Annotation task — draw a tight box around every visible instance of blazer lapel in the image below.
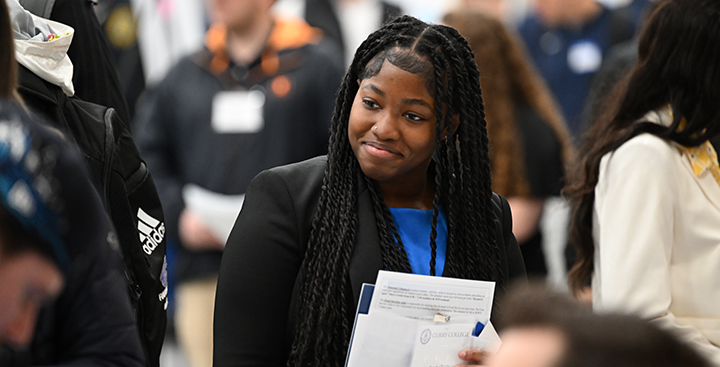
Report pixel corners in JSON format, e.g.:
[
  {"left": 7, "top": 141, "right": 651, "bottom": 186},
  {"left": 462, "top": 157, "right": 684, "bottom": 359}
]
[
  {"left": 349, "top": 174, "right": 384, "bottom": 305},
  {"left": 691, "top": 168, "right": 720, "bottom": 213},
  {"left": 674, "top": 145, "right": 720, "bottom": 212}
]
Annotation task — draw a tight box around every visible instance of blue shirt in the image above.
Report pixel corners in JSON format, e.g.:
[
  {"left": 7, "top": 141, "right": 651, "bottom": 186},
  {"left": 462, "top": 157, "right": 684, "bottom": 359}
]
[{"left": 388, "top": 206, "right": 448, "bottom": 276}]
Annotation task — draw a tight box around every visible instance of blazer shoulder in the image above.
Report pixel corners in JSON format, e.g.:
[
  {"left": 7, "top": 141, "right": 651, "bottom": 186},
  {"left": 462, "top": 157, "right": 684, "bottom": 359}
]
[
  {"left": 255, "top": 156, "right": 327, "bottom": 206},
  {"left": 490, "top": 192, "right": 512, "bottom": 244},
  {"left": 267, "top": 156, "right": 327, "bottom": 182},
  {"left": 612, "top": 133, "right": 680, "bottom": 161},
  {"left": 490, "top": 193, "right": 508, "bottom": 217},
  {"left": 599, "top": 134, "right": 681, "bottom": 188}
]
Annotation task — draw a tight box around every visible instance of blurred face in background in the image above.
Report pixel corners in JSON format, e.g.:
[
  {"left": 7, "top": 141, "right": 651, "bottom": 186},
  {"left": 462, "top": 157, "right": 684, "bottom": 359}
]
[
  {"left": 207, "top": 0, "right": 273, "bottom": 33},
  {"left": 534, "top": 0, "right": 567, "bottom": 26},
  {"left": 0, "top": 249, "right": 63, "bottom": 347},
  {"left": 463, "top": 0, "right": 505, "bottom": 19}
]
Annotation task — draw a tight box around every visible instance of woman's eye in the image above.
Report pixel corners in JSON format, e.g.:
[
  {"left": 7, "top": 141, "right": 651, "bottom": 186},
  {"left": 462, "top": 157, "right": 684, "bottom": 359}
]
[
  {"left": 362, "top": 100, "right": 379, "bottom": 108},
  {"left": 405, "top": 113, "right": 424, "bottom": 122}
]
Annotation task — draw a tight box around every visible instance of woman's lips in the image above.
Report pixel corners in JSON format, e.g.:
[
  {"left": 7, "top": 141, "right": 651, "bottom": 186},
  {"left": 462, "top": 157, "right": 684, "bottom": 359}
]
[{"left": 363, "top": 141, "right": 401, "bottom": 158}]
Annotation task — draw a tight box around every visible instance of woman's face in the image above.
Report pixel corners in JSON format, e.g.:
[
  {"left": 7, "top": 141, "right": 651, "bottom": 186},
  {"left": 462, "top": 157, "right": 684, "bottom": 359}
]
[
  {"left": 348, "top": 59, "right": 437, "bottom": 189},
  {"left": 0, "top": 250, "right": 63, "bottom": 347}
]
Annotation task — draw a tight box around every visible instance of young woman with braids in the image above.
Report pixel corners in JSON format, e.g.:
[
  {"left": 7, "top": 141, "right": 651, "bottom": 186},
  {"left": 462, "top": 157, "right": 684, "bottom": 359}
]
[
  {"left": 213, "top": 15, "right": 526, "bottom": 367},
  {"left": 566, "top": 0, "right": 720, "bottom": 364}
]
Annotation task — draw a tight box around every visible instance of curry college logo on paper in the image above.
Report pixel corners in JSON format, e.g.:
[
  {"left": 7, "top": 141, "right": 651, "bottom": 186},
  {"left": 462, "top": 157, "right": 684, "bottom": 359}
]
[
  {"left": 137, "top": 207, "right": 165, "bottom": 255},
  {"left": 420, "top": 329, "right": 432, "bottom": 345}
]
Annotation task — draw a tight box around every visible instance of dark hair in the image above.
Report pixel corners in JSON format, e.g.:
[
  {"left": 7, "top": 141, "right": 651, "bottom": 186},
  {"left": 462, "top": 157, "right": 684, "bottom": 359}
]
[
  {"left": 1, "top": 0, "right": 17, "bottom": 99},
  {"left": 443, "top": 9, "right": 572, "bottom": 198},
  {"left": 499, "top": 283, "right": 711, "bottom": 367},
  {"left": 566, "top": 0, "right": 720, "bottom": 293},
  {"left": 288, "top": 15, "right": 499, "bottom": 367},
  {"left": 0, "top": 204, "right": 43, "bottom": 259}
]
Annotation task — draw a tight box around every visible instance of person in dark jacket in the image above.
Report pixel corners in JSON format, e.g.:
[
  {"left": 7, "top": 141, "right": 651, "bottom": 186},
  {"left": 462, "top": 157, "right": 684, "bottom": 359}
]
[
  {"left": 0, "top": 101, "right": 145, "bottom": 367},
  {"left": 0, "top": 7, "right": 64, "bottom": 342},
  {"left": 6, "top": 1, "right": 164, "bottom": 365},
  {"left": 518, "top": 0, "right": 635, "bottom": 138},
  {"left": 213, "top": 15, "right": 526, "bottom": 367}
]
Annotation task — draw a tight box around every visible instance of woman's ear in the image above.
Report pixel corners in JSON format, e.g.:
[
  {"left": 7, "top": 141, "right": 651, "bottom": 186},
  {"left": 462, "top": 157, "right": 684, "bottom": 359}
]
[
  {"left": 442, "top": 114, "right": 461, "bottom": 140},
  {"left": 452, "top": 114, "right": 460, "bottom": 134}
]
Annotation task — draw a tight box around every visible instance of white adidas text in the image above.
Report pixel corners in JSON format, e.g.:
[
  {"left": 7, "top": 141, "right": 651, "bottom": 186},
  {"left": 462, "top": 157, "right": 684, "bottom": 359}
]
[{"left": 137, "top": 208, "right": 165, "bottom": 255}]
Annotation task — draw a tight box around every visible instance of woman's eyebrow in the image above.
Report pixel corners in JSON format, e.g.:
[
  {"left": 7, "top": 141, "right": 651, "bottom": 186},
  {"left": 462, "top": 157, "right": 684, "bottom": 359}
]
[
  {"left": 362, "top": 84, "right": 432, "bottom": 109},
  {"left": 403, "top": 98, "right": 432, "bottom": 109},
  {"left": 362, "top": 83, "right": 384, "bottom": 96}
]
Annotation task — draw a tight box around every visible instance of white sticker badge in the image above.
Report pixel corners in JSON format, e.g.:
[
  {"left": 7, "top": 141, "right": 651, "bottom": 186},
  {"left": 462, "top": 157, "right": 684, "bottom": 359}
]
[
  {"left": 567, "top": 40, "right": 603, "bottom": 75},
  {"left": 211, "top": 89, "right": 266, "bottom": 134}
]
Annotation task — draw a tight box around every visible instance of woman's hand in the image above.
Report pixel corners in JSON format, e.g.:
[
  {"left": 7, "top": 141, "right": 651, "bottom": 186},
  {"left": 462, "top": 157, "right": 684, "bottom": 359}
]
[
  {"left": 455, "top": 349, "right": 488, "bottom": 366},
  {"left": 179, "top": 209, "right": 224, "bottom": 251},
  {"left": 506, "top": 196, "right": 544, "bottom": 244}
]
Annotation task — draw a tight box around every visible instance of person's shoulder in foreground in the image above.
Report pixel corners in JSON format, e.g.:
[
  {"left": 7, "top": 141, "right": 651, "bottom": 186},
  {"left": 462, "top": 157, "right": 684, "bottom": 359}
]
[{"left": 0, "top": 101, "right": 144, "bottom": 366}]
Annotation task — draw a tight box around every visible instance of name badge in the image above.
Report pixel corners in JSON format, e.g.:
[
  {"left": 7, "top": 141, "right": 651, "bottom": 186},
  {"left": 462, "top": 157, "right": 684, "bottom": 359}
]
[
  {"left": 211, "top": 89, "right": 265, "bottom": 134},
  {"left": 567, "top": 40, "right": 602, "bottom": 75}
]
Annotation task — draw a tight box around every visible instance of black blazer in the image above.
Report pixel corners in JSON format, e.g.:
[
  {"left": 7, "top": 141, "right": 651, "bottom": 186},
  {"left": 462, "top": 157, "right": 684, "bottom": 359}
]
[{"left": 213, "top": 156, "right": 525, "bottom": 367}]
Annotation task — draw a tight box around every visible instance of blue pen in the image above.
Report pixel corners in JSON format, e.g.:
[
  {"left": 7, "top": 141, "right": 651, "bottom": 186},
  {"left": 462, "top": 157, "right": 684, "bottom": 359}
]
[{"left": 472, "top": 321, "right": 485, "bottom": 337}]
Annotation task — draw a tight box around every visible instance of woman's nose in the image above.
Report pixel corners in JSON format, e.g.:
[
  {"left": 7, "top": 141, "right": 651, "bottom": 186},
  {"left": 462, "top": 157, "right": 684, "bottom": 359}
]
[{"left": 372, "top": 113, "right": 400, "bottom": 140}]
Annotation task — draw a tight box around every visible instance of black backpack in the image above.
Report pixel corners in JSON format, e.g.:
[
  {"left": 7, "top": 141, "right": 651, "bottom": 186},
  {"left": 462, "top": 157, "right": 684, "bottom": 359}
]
[{"left": 16, "top": 65, "right": 167, "bottom": 367}]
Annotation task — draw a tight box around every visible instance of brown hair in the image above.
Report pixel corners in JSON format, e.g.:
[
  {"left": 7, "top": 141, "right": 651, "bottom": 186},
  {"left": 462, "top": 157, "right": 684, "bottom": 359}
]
[
  {"left": 1, "top": 0, "right": 17, "bottom": 99},
  {"left": 443, "top": 10, "right": 572, "bottom": 197}
]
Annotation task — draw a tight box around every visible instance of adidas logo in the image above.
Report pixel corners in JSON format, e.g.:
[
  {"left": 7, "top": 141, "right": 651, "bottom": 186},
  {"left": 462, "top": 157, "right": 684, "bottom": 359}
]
[{"left": 138, "top": 208, "right": 165, "bottom": 255}]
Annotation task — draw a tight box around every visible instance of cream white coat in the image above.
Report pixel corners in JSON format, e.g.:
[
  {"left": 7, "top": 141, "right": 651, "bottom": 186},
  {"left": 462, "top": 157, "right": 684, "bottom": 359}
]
[{"left": 592, "top": 109, "right": 720, "bottom": 366}]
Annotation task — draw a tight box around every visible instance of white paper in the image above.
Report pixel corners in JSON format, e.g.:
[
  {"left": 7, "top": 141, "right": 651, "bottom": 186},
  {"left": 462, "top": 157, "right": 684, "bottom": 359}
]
[
  {"left": 476, "top": 321, "right": 502, "bottom": 354},
  {"left": 181, "top": 184, "right": 244, "bottom": 244},
  {"left": 346, "top": 314, "right": 369, "bottom": 367},
  {"left": 410, "top": 323, "right": 476, "bottom": 367},
  {"left": 410, "top": 321, "right": 502, "bottom": 367},
  {"left": 346, "top": 271, "right": 497, "bottom": 367},
  {"left": 351, "top": 310, "right": 418, "bottom": 367},
  {"left": 370, "top": 271, "right": 495, "bottom": 323},
  {"left": 346, "top": 284, "right": 374, "bottom": 367}
]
